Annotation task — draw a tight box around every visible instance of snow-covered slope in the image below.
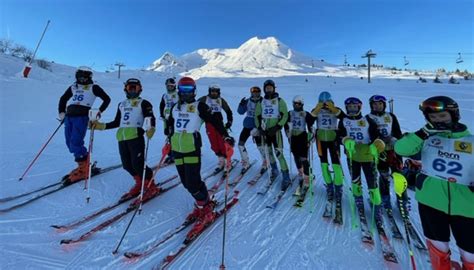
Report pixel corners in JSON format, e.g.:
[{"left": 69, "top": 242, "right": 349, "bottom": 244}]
[{"left": 1, "top": 53, "right": 473, "bottom": 269}]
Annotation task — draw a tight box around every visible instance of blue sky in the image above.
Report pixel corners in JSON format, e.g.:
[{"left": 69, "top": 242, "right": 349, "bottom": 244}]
[{"left": 1, "top": 0, "right": 472, "bottom": 72}]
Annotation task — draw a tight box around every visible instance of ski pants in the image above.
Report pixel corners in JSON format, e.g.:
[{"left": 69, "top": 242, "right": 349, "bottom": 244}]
[
  {"left": 348, "top": 160, "right": 381, "bottom": 206},
  {"left": 317, "top": 139, "right": 341, "bottom": 165},
  {"left": 118, "top": 136, "right": 152, "bottom": 180},
  {"left": 419, "top": 202, "right": 474, "bottom": 253},
  {"left": 377, "top": 150, "right": 403, "bottom": 197},
  {"left": 290, "top": 132, "right": 309, "bottom": 175},
  {"left": 205, "top": 122, "right": 226, "bottom": 157},
  {"left": 238, "top": 127, "right": 262, "bottom": 146},
  {"left": 64, "top": 115, "right": 89, "bottom": 162},
  {"left": 264, "top": 131, "right": 288, "bottom": 171},
  {"left": 173, "top": 150, "right": 209, "bottom": 203}
]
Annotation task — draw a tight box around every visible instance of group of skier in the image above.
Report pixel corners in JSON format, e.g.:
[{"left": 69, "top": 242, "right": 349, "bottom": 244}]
[{"left": 57, "top": 66, "right": 473, "bottom": 270}]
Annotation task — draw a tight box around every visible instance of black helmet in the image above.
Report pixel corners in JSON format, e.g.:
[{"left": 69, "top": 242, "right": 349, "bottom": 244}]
[
  {"left": 124, "top": 78, "right": 142, "bottom": 99},
  {"left": 263, "top": 79, "right": 275, "bottom": 90},
  {"left": 75, "top": 66, "right": 93, "bottom": 85},
  {"left": 165, "top": 77, "right": 176, "bottom": 86},
  {"left": 419, "top": 96, "right": 460, "bottom": 129}
]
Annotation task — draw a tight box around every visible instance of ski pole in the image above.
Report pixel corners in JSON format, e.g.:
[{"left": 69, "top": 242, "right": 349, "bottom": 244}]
[
  {"left": 288, "top": 123, "right": 293, "bottom": 177},
  {"left": 309, "top": 139, "right": 315, "bottom": 213},
  {"left": 261, "top": 121, "right": 272, "bottom": 183},
  {"left": 112, "top": 138, "right": 169, "bottom": 255},
  {"left": 393, "top": 172, "right": 417, "bottom": 270},
  {"left": 85, "top": 109, "right": 100, "bottom": 203},
  {"left": 347, "top": 149, "right": 358, "bottom": 229},
  {"left": 138, "top": 117, "right": 152, "bottom": 214},
  {"left": 220, "top": 142, "right": 234, "bottom": 270},
  {"left": 19, "top": 120, "right": 64, "bottom": 181}
]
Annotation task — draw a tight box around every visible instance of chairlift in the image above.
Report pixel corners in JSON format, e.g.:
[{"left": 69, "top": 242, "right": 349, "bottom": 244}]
[
  {"left": 404, "top": 56, "right": 409, "bottom": 66},
  {"left": 456, "top": 53, "right": 464, "bottom": 64}
]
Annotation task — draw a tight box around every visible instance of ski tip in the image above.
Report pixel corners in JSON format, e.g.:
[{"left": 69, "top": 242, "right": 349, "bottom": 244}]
[
  {"left": 18, "top": 177, "right": 23, "bottom": 181},
  {"left": 50, "top": 225, "right": 62, "bottom": 229},
  {"left": 124, "top": 252, "right": 141, "bottom": 259},
  {"left": 60, "top": 239, "right": 72, "bottom": 245}
]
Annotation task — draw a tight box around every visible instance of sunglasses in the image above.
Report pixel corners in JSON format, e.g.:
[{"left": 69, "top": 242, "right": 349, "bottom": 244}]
[{"left": 293, "top": 102, "right": 303, "bottom": 106}]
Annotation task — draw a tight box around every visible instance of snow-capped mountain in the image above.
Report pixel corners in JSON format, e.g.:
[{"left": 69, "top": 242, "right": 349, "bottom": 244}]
[{"left": 148, "top": 37, "right": 334, "bottom": 78}]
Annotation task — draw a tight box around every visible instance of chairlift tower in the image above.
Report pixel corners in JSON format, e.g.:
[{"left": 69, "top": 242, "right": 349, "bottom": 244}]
[
  {"left": 114, "top": 62, "right": 125, "bottom": 79},
  {"left": 362, "top": 50, "right": 377, "bottom": 83}
]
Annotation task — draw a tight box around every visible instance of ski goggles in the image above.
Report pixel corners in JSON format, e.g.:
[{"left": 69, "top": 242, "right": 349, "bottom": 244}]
[
  {"left": 370, "top": 95, "right": 386, "bottom": 102},
  {"left": 250, "top": 87, "right": 261, "bottom": 93},
  {"left": 178, "top": 85, "right": 195, "bottom": 93},
  {"left": 419, "top": 100, "right": 446, "bottom": 112},
  {"left": 125, "top": 83, "right": 142, "bottom": 92},
  {"left": 344, "top": 97, "right": 362, "bottom": 105},
  {"left": 293, "top": 101, "right": 303, "bottom": 106}
]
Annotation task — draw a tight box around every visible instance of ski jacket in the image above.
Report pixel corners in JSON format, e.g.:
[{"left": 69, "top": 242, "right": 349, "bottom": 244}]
[
  {"left": 312, "top": 107, "right": 344, "bottom": 142},
  {"left": 338, "top": 114, "right": 380, "bottom": 162},
  {"left": 285, "top": 110, "right": 315, "bottom": 137},
  {"left": 254, "top": 92, "right": 288, "bottom": 130},
  {"left": 367, "top": 111, "right": 402, "bottom": 150},
  {"left": 167, "top": 100, "right": 228, "bottom": 157},
  {"left": 237, "top": 96, "right": 262, "bottom": 129},
  {"left": 104, "top": 98, "right": 156, "bottom": 142},
  {"left": 58, "top": 83, "right": 110, "bottom": 116},
  {"left": 197, "top": 95, "right": 233, "bottom": 125},
  {"left": 395, "top": 124, "right": 474, "bottom": 218}
]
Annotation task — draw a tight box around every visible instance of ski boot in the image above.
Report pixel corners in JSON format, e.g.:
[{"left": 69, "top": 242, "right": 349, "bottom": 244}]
[
  {"left": 333, "top": 185, "right": 343, "bottom": 224},
  {"left": 281, "top": 170, "right": 291, "bottom": 191},
  {"left": 66, "top": 160, "right": 89, "bottom": 184},
  {"left": 186, "top": 199, "right": 217, "bottom": 240},
  {"left": 213, "top": 156, "right": 226, "bottom": 174},
  {"left": 120, "top": 175, "right": 142, "bottom": 202},
  {"left": 270, "top": 162, "right": 279, "bottom": 180}
]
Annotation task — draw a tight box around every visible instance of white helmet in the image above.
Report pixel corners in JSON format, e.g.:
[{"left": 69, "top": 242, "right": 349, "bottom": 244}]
[{"left": 293, "top": 95, "right": 304, "bottom": 105}]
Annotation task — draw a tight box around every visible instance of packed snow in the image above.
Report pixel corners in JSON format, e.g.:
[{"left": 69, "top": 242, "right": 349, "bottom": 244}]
[{"left": 0, "top": 51, "right": 473, "bottom": 270}]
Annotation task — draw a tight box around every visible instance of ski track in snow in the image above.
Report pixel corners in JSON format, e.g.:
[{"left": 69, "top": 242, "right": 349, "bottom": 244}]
[{"left": 1, "top": 54, "right": 472, "bottom": 269}]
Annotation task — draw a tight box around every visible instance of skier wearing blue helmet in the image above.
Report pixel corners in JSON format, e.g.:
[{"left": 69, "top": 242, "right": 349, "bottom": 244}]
[{"left": 310, "top": 91, "right": 345, "bottom": 222}]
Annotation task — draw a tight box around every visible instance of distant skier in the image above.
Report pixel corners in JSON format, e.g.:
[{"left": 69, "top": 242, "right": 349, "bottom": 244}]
[
  {"left": 254, "top": 79, "right": 290, "bottom": 191},
  {"left": 339, "top": 97, "right": 386, "bottom": 229},
  {"left": 91, "top": 78, "right": 159, "bottom": 202},
  {"left": 198, "top": 84, "right": 233, "bottom": 173},
  {"left": 159, "top": 77, "right": 179, "bottom": 165},
  {"left": 310, "top": 91, "right": 345, "bottom": 220},
  {"left": 395, "top": 96, "right": 474, "bottom": 270},
  {"left": 237, "top": 86, "right": 267, "bottom": 174},
  {"left": 434, "top": 76, "right": 442, "bottom": 83},
  {"left": 166, "top": 77, "right": 234, "bottom": 238},
  {"left": 285, "top": 95, "right": 315, "bottom": 195},
  {"left": 58, "top": 66, "right": 110, "bottom": 183}
]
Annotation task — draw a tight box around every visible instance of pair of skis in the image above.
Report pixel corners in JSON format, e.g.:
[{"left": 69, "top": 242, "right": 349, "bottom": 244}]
[
  {"left": 58, "top": 176, "right": 180, "bottom": 245},
  {"left": 0, "top": 163, "right": 122, "bottom": 213}
]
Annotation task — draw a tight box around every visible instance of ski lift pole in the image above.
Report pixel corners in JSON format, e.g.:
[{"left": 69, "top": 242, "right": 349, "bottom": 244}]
[
  {"left": 389, "top": 98, "right": 394, "bottom": 114},
  {"left": 23, "top": 20, "right": 51, "bottom": 78},
  {"left": 85, "top": 109, "right": 100, "bottom": 203},
  {"left": 18, "top": 120, "right": 64, "bottom": 180}
]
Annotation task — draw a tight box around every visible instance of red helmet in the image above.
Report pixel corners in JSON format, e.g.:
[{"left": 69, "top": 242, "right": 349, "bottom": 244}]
[{"left": 177, "top": 77, "right": 196, "bottom": 93}]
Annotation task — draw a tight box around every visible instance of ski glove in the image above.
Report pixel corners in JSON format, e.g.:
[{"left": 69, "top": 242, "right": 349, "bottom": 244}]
[
  {"left": 90, "top": 121, "right": 106, "bottom": 130},
  {"left": 266, "top": 125, "right": 282, "bottom": 137},
  {"left": 239, "top": 97, "right": 248, "bottom": 107},
  {"left": 57, "top": 112, "right": 65, "bottom": 122},
  {"left": 250, "top": 128, "right": 260, "bottom": 137},
  {"left": 224, "top": 136, "right": 235, "bottom": 147},
  {"left": 146, "top": 127, "right": 156, "bottom": 139},
  {"left": 326, "top": 101, "right": 339, "bottom": 114},
  {"left": 370, "top": 139, "right": 386, "bottom": 161},
  {"left": 343, "top": 137, "right": 356, "bottom": 154},
  {"left": 415, "top": 123, "right": 442, "bottom": 140},
  {"left": 311, "top": 102, "right": 324, "bottom": 116}
]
